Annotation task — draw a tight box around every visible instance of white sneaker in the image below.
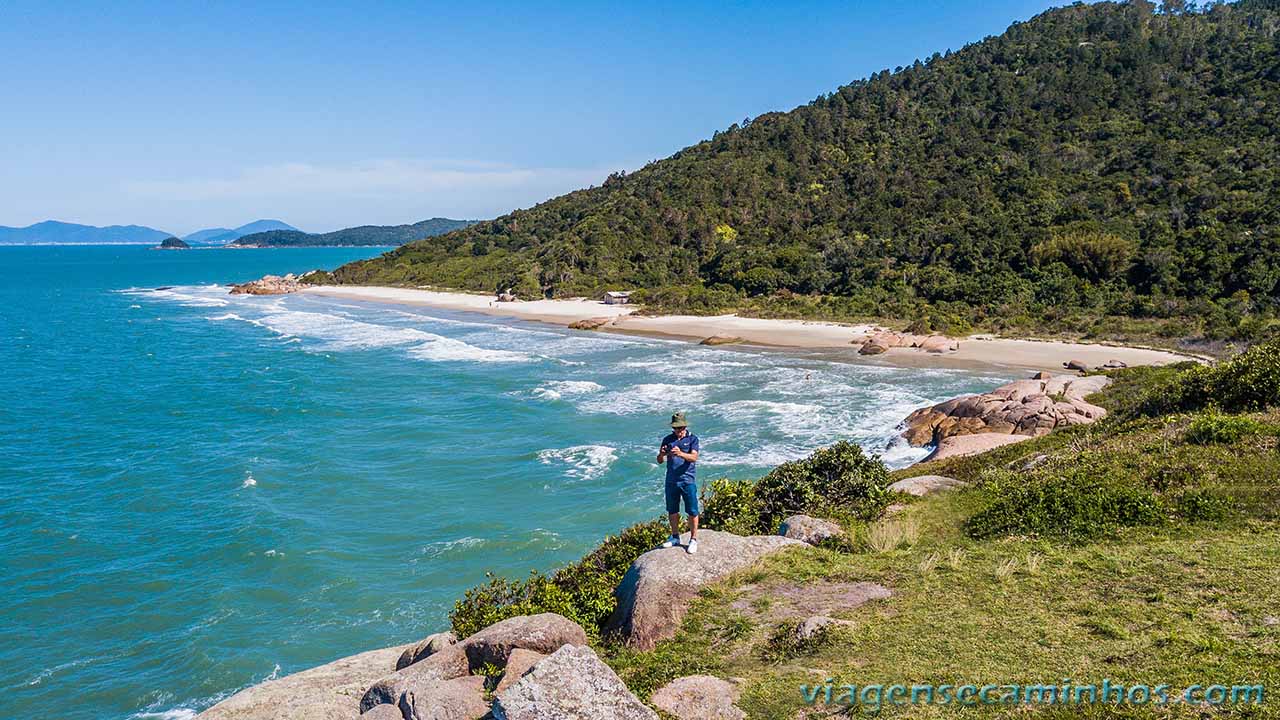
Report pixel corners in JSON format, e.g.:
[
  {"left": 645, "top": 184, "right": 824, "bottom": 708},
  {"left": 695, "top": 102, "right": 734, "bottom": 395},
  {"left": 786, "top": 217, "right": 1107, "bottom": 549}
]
[
  {"left": 661, "top": 535, "right": 680, "bottom": 548},
  {"left": 686, "top": 538, "right": 698, "bottom": 555}
]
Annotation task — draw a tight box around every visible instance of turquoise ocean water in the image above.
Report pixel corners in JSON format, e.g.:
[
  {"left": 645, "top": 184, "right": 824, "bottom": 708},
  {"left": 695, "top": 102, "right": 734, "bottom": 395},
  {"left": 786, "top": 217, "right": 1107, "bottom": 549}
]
[{"left": 0, "top": 246, "right": 1014, "bottom": 719}]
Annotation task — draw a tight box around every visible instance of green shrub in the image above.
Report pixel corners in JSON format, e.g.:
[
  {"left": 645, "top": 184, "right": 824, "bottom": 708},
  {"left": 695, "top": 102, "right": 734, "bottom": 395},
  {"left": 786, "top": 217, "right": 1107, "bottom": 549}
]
[
  {"left": 1184, "top": 411, "right": 1266, "bottom": 445},
  {"left": 753, "top": 441, "right": 891, "bottom": 532},
  {"left": 699, "top": 478, "right": 760, "bottom": 535},
  {"left": 449, "top": 520, "right": 668, "bottom": 638},
  {"left": 1134, "top": 339, "right": 1280, "bottom": 416},
  {"left": 965, "top": 470, "right": 1165, "bottom": 542},
  {"left": 1175, "top": 489, "right": 1234, "bottom": 522}
]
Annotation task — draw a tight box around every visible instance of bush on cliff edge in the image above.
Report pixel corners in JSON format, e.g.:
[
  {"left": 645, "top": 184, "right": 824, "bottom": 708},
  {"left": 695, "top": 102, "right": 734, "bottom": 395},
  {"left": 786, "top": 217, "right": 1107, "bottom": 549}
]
[
  {"left": 450, "top": 520, "right": 667, "bottom": 638},
  {"left": 1134, "top": 338, "right": 1280, "bottom": 416}
]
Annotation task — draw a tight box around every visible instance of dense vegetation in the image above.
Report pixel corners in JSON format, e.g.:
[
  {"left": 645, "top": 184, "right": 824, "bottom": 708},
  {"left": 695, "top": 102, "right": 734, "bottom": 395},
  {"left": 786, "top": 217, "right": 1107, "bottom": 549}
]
[
  {"left": 231, "top": 217, "right": 475, "bottom": 247},
  {"left": 329, "top": 0, "right": 1280, "bottom": 347}
]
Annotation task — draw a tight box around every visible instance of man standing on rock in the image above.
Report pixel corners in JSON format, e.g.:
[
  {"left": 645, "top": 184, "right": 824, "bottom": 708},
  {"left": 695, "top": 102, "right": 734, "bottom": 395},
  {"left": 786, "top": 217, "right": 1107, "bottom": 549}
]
[{"left": 657, "top": 412, "right": 700, "bottom": 554}]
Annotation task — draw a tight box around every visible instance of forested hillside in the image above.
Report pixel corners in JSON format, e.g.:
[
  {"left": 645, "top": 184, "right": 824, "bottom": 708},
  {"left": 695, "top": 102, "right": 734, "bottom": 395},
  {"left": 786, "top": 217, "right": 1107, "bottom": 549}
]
[
  {"left": 233, "top": 218, "right": 475, "bottom": 247},
  {"left": 330, "top": 0, "right": 1280, "bottom": 345}
]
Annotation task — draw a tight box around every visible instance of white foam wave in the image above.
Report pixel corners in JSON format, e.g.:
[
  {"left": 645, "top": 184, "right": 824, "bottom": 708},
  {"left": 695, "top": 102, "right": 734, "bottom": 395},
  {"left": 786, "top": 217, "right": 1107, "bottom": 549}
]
[
  {"left": 226, "top": 309, "right": 532, "bottom": 363},
  {"left": 537, "top": 444, "right": 618, "bottom": 482},
  {"left": 241, "top": 474, "right": 257, "bottom": 488},
  {"left": 530, "top": 380, "right": 605, "bottom": 400},
  {"left": 580, "top": 383, "right": 714, "bottom": 415}
]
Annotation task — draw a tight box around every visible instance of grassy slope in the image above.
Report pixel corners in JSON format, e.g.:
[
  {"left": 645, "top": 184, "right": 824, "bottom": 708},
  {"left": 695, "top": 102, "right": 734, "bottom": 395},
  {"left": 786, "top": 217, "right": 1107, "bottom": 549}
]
[{"left": 596, "top": 373, "right": 1280, "bottom": 718}]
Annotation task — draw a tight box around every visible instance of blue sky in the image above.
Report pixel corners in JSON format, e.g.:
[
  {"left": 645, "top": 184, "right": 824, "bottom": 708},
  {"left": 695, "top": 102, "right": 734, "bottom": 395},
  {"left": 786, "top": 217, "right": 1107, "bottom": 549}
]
[{"left": 1, "top": 0, "right": 1072, "bottom": 235}]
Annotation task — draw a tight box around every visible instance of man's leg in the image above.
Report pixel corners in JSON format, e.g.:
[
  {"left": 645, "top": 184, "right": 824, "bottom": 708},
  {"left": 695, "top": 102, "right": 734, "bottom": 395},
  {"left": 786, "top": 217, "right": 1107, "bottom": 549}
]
[
  {"left": 668, "top": 512, "right": 681, "bottom": 538},
  {"left": 688, "top": 513, "right": 699, "bottom": 540}
]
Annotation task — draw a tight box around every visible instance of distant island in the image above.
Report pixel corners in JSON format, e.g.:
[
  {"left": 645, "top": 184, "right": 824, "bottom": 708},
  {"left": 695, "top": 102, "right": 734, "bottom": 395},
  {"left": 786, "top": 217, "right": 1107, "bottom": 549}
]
[
  {"left": 0, "top": 220, "right": 172, "bottom": 245},
  {"left": 230, "top": 218, "right": 477, "bottom": 247},
  {"left": 184, "top": 220, "right": 299, "bottom": 245},
  {"left": 156, "top": 237, "right": 190, "bottom": 250}
]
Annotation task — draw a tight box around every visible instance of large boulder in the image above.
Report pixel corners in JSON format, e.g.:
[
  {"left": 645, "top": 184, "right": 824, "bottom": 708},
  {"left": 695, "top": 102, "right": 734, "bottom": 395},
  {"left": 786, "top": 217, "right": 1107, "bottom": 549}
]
[
  {"left": 604, "top": 530, "right": 805, "bottom": 650},
  {"left": 651, "top": 676, "right": 745, "bottom": 720},
  {"left": 902, "top": 374, "right": 1112, "bottom": 452},
  {"left": 460, "top": 613, "right": 588, "bottom": 669},
  {"left": 700, "top": 335, "right": 743, "bottom": 346},
  {"left": 397, "top": 675, "right": 488, "bottom": 720},
  {"left": 777, "top": 515, "right": 844, "bottom": 546},
  {"left": 361, "top": 614, "right": 586, "bottom": 713},
  {"left": 495, "top": 648, "right": 545, "bottom": 694},
  {"left": 196, "top": 643, "right": 413, "bottom": 720},
  {"left": 229, "top": 274, "right": 304, "bottom": 295},
  {"left": 568, "top": 317, "right": 611, "bottom": 330},
  {"left": 887, "top": 475, "right": 966, "bottom": 496},
  {"left": 396, "top": 632, "right": 457, "bottom": 670},
  {"left": 493, "top": 644, "right": 657, "bottom": 720}
]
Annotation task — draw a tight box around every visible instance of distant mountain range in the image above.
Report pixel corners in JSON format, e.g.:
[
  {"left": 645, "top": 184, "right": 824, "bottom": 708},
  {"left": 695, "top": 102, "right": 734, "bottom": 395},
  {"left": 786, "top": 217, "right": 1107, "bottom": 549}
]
[
  {"left": 0, "top": 221, "right": 174, "bottom": 246},
  {"left": 183, "top": 220, "right": 298, "bottom": 245},
  {"left": 230, "top": 218, "right": 478, "bottom": 247},
  {"left": 0, "top": 217, "right": 477, "bottom": 247}
]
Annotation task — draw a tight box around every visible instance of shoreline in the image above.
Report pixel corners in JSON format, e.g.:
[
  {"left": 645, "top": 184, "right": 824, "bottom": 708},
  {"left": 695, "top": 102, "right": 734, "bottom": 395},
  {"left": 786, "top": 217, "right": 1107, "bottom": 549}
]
[{"left": 301, "top": 285, "right": 1199, "bottom": 372}]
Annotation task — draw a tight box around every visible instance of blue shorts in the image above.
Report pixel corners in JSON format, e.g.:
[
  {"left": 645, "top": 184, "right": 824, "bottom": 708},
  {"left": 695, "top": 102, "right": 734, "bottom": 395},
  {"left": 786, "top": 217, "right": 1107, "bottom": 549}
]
[{"left": 665, "top": 481, "right": 699, "bottom": 515}]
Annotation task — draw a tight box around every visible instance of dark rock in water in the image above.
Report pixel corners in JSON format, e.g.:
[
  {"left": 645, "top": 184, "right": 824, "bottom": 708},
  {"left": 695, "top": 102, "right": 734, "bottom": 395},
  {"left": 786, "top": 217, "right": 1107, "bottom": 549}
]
[
  {"left": 568, "top": 317, "right": 611, "bottom": 330},
  {"left": 156, "top": 237, "right": 190, "bottom": 250}
]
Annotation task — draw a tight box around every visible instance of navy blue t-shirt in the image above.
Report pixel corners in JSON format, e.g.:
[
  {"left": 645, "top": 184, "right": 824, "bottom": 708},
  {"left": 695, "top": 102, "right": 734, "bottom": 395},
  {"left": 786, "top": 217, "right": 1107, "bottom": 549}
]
[{"left": 661, "top": 432, "right": 700, "bottom": 484}]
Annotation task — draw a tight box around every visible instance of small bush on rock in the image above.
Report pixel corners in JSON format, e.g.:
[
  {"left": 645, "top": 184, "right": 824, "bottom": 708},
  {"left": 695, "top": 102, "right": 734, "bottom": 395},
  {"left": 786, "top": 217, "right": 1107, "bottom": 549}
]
[
  {"left": 699, "top": 478, "right": 760, "bottom": 535},
  {"left": 753, "top": 441, "right": 891, "bottom": 532},
  {"left": 450, "top": 520, "right": 668, "bottom": 637}
]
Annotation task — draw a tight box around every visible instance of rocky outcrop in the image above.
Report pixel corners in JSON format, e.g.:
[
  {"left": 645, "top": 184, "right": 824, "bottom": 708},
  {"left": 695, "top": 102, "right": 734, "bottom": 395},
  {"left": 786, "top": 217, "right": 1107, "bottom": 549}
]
[
  {"left": 568, "top": 316, "right": 611, "bottom": 330},
  {"left": 902, "top": 374, "right": 1111, "bottom": 448},
  {"left": 493, "top": 644, "right": 657, "bottom": 720},
  {"left": 229, "top": 274, "right": 305, "bottom": 295},
  {"left": 926, "top": 433, "right": 1034, "bottom": 461},
  {"left": 857, "top": 331, "right": 959, "bottom": 356},
  {"left": 604, "top": 530, "right": 805, "bottom": 650},
  {"left": 397, "top": 675, "right": 488, "bottom": 720},
  {"left": 361, "top": 613, "right": 587, "bottom": 713},
  {"left": 700, "top": 335, "right": 743, "bottom": 346},
  {"left": 495, "top": 648, "right": 545, "bottom": 694},
  {"left": 195, "top": 643, "right": 413, "bottom": 720},
  {"left": 777, "top": 514, "right": 844, "bottom": 546},
  {"left": 651, "top": 675, "right": 745, "bottom": 720},
  {"left": 396, "top": 632, "right": 457, "bottom": 671},
  {"left": 887, "top": 475, "right": 966, "bottom": 496},
  {"left": 157, "top": 237, "right": 190, "bottom": 249}
]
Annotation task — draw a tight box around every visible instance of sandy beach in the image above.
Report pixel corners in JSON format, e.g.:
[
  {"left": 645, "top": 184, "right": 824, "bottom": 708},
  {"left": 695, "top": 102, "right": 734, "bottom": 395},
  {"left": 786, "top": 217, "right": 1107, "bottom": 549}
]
[{"left": 303, "top": 285, "right": 1198, "bottom": 371}]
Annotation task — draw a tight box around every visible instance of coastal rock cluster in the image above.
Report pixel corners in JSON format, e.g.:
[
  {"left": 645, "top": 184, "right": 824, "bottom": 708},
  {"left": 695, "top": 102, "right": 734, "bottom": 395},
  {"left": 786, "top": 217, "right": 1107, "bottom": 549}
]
[
  {"left": 604, "top": 530, "right": 805, "bottom": 651},
  {"left": 229, "top": 272, "right": 318, "bottom": 295},
  {"left": 857, "top": 330, "right": 959, "bottom": 355},
  {"left": 194, "top": 529, "right": 823, "bottom": 720},
  {"left": 901, "top": 374, "right": 1111, "bottom": 456}
]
